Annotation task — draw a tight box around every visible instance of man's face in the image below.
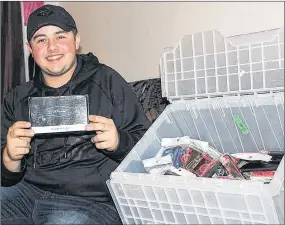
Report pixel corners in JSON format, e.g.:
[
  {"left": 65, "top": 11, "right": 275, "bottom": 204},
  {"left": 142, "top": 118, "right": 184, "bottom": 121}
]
[{"left": 28, "top": 25, "right": 80, "bottom": 77}]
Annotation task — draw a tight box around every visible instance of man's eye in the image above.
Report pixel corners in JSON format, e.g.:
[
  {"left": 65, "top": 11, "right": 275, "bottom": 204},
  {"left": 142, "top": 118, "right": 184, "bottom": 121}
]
[
  {"left": 37, "top": 39, "right": 46, "bottom": 43},
  {"left": 58, "top": 36, "right": 66, "bottom": 39}
]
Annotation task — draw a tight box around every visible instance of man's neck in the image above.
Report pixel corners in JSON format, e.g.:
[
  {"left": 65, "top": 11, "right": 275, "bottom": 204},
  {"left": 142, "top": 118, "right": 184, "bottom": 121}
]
[{"left": 42, "top": 64, "right": 77, "bottom": 88}]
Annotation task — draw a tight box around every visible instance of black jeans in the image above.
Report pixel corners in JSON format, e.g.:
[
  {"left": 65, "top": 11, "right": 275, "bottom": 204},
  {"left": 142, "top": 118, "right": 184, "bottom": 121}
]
[{"left": 1, "top": 181, "right": 122, "bottom": 225}]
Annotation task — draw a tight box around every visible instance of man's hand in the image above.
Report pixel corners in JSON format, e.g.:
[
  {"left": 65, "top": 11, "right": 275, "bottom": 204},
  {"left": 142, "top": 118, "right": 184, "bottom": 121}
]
[
  {"left": 3, "top": 121, "right": 35, "bottom": 172},
  {"left": 85, "top": 115, "right": 119, "bottom": 152},
  {"left": 5, "top": 121, "right": 35, "bottom": 161}
]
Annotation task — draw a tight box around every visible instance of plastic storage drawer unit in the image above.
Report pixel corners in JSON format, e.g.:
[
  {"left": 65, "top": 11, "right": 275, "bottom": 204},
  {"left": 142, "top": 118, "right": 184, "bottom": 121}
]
[{"left": 107, "top": 28, "right": 284, "bottom": 225}]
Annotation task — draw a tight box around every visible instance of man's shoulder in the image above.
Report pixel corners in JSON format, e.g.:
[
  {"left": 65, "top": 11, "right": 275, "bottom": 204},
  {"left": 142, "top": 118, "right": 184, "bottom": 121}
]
[
  {"left": 4, "top": 80, "right": 35, "bottom": 101},
  {"left": 79, "top": 53, "right": 125, "bottom": 82},
  {"left": 88, "top": 63, "right": 126, "bottom": 85},
  {"left": 9, "top": 79, "right": 34, "bottom": 93}
]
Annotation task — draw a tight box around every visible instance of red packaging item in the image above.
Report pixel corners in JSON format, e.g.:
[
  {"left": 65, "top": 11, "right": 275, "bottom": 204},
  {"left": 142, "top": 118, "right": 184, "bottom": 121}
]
[
  {"left": 185, "top": 151, "right": 221, "bottom": 177},
  {"left": 219, "top": 154, "right": 245, "bottom": 179}
]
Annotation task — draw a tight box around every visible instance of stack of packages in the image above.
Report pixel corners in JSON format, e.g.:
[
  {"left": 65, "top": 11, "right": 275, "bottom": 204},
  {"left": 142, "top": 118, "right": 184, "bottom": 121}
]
[{"left": 142, "top": 137, "right": 283, "bottom": 183}]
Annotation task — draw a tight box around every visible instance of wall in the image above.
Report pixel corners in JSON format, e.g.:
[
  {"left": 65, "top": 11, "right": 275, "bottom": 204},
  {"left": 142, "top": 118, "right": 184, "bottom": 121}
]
[{"left": 59, "top": 2, "right": 284, "bottom": 82}]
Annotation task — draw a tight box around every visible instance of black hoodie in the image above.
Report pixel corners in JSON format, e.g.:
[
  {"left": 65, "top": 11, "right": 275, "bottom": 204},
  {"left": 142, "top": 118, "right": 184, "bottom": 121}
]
[{"left": 1, "top": 53, "right": 151, "bottom": 201}]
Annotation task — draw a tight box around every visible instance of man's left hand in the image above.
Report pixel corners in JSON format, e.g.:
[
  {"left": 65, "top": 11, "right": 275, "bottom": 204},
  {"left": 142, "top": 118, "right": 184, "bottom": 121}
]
[{"left": 85, "top": 115, "right": 119, "bottom": 151}]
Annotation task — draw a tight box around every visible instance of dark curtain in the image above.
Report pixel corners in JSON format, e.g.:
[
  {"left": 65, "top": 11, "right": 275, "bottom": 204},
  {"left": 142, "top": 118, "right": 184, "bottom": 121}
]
[{"left": 1, "top": 1, "right": 26, "bottom": 103}]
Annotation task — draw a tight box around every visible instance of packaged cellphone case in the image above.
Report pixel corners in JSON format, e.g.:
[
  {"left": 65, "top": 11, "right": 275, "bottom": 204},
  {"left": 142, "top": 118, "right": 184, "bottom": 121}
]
[{"left": 29, "top": 95, "right": 89, "bottom": 134}]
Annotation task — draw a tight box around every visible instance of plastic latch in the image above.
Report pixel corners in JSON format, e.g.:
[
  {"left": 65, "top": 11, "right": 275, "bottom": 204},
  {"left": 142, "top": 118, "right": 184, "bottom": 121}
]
[{"left": 233, "top": 114, "right": 249, "bottom": 135}]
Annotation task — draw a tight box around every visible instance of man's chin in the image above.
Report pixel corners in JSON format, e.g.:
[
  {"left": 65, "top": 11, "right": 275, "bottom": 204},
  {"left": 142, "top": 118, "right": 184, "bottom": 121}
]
[{"left": 44, "top": 69, "right": 66, "bottom": 77}]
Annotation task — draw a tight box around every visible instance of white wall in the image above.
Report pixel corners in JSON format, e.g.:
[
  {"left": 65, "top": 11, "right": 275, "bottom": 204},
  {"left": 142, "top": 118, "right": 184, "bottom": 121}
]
[{"left": 59, "top": 2, "right": 284, "bottom": 82}]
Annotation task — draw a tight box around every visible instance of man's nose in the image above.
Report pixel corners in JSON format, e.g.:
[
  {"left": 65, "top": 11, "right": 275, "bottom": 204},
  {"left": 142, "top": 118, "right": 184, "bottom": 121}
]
[{"left": 47, "top": 40, "right": 58, "bottom": 52}]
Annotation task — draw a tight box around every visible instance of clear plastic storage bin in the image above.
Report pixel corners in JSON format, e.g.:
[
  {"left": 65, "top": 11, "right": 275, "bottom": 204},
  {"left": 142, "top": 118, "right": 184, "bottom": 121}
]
[{"left": 107, "top": 28, "right": 284, "bottom": 225}]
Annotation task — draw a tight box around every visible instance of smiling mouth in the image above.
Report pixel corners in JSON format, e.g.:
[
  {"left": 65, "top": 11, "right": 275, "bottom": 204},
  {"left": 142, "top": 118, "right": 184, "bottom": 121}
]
[{"left": 46, "top": 55, "right": 63, "bottom": 61}]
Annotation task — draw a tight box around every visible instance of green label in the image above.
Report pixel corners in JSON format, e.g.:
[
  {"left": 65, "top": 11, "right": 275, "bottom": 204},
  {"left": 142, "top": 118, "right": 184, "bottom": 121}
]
[{"left": 233, "top": 115, "right": 249, "bottom": 135}]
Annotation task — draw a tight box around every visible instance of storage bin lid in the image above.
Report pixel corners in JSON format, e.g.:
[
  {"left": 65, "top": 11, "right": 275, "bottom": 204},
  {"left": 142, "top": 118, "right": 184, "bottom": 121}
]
[{"left": 160, "top": 28, "right": 284, "bottom": 101}]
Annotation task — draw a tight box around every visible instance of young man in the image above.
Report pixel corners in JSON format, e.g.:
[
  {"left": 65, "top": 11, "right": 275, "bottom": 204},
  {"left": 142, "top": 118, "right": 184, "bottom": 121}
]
[{"left": 1, "top": 4, "right": 150, "bottom": 225}]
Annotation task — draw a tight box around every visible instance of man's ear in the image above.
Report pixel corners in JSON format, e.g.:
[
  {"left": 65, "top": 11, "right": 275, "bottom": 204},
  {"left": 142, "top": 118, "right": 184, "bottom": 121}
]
[
  {"left": 75, "top": 34, "right": 80, "bottom": 51},
  {"left": 26, "top": 41, "right": 33, "bottom": 57}
]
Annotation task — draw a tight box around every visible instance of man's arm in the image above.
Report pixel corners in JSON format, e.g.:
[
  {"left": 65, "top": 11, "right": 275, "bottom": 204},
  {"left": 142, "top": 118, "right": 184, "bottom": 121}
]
[
  {"left": 1, "top": 93, "right": 32, "bottom": 187},
  {"left": 101, "top": 67, "right": 151, "bottom": 162}
]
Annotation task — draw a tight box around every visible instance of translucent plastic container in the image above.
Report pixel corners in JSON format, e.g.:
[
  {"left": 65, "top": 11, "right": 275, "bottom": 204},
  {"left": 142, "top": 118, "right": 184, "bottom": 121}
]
[{"left": 107, "top": 28, "right": 284, "bottom": 225}]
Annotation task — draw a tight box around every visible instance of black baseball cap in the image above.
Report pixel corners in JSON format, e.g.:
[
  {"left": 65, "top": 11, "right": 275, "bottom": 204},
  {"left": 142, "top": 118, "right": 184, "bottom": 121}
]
[{"left": 27, "top": 4, "right": 77, "bottom": 41}]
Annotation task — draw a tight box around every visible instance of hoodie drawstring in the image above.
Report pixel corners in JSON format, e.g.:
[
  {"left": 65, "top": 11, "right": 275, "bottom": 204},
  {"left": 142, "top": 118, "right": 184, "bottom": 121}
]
[{"left": 34, "top": 148, "right": 37, "bottom": 169}]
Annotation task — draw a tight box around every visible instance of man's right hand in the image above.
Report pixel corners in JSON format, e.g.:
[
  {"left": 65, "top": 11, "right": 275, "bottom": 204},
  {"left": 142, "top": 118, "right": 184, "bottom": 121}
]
[{"left": 3, "top": 121, "right": 35, "bottom": 172}]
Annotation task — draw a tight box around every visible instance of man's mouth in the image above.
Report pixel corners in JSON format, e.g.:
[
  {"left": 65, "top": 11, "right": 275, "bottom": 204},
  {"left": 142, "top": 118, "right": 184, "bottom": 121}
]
[{"left": 46, "top": 54, "right": 63, "bottom": 61}]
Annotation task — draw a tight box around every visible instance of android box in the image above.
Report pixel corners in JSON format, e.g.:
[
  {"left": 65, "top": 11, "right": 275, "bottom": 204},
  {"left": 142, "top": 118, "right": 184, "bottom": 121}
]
[{"left": 29, "top": 95, "right": 89, "bottom": 134}]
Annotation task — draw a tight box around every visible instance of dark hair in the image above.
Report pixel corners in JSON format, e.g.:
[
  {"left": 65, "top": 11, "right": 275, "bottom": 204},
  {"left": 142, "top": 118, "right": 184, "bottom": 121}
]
[
  {"left": 28, "top": 54, "right": 41, "bottom": 80},
  {"left": 71, "top": 28, "right": 78, "bottom": 37}
]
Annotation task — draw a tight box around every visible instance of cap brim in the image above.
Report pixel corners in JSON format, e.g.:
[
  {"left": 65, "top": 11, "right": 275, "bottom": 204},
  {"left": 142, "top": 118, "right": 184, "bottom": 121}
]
[{"left": 29, "top": 22, "right": 75, "bottom": 41}]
